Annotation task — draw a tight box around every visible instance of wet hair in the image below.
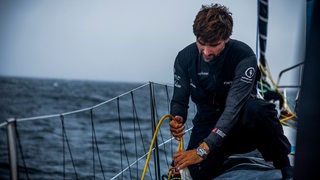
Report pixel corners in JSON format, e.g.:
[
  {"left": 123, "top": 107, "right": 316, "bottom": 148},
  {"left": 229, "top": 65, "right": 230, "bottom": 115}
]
[{"left": 193, "top": 4, "right": 233, "bottom": 44}]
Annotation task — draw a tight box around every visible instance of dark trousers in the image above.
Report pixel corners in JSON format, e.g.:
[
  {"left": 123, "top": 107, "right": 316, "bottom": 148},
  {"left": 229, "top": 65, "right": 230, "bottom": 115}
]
[{"left": 187, "top": 98, "right": 291, "bottom": 180}]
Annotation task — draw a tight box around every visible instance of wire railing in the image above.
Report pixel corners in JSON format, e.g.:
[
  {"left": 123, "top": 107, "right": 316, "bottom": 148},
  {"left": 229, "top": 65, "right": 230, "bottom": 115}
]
[{"left": 0, "top": 81, "right": 195, "bottom": 180}]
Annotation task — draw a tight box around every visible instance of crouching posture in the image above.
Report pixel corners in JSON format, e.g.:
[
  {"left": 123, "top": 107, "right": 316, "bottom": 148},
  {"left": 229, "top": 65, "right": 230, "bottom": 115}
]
[{"left": 169, "top": 4, "right": 292, "bottom": 180}]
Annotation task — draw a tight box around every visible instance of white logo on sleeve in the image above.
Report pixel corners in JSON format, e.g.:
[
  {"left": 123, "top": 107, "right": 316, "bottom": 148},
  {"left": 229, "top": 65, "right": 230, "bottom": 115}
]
[{"left": 241, "top": 67, "right": 255, "bottom": 83}]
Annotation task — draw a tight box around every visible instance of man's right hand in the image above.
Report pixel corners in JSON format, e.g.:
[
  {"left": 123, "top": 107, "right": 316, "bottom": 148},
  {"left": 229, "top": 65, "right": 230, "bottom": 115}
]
[{"left": 169, "top": 115, "right": 185, "bottom": 140}]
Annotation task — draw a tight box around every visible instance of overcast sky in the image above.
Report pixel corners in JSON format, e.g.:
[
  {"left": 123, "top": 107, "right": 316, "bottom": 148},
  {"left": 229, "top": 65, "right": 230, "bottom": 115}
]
[{"left": 0, "top": 0, "right": 305, "bottom": 84}]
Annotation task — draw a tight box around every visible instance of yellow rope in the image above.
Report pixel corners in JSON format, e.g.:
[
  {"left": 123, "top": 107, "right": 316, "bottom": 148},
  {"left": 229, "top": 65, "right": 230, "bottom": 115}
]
[
  {"left": 280, "top": 114, "right": 296, "bottom": 123},
  {"left": 141, "top": 114, "right": 183, "bottom": 180}
]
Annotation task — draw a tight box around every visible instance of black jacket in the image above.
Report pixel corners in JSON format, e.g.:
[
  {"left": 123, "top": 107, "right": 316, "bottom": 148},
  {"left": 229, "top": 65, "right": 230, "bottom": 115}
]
[{"left": 170, "top": 39, "right": 258, "bottom": 150}]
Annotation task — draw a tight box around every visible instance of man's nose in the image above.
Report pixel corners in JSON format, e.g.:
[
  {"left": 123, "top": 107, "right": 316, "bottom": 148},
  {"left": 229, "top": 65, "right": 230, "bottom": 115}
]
[{"left": 203, "top": 46, "right": 212, "bottom": 55}]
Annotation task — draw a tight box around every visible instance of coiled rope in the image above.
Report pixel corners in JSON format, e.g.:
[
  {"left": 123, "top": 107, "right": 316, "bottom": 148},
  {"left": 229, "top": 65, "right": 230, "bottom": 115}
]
[
  {"left": 141, "top": 114, "right": 183, "bottom": 180},
  {"left": 259, "top": 62, "right": 297, "bottom": 125}
]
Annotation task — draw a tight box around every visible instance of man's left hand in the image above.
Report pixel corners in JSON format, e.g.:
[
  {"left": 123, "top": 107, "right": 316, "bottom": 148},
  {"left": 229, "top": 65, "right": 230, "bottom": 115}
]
[{"left": 173, "top": 149, "right": 203, "bottom": 170}]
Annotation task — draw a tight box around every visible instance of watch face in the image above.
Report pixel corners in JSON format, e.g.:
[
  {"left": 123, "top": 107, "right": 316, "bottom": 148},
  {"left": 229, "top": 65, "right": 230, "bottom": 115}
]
[{"left": 197, "top": 146, "right": 207, "bottom": 159}]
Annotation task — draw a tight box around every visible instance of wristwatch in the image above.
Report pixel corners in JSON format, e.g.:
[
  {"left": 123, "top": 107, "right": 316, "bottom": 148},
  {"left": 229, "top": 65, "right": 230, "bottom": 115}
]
[{"left": 196, "top": 145, "right": 208, "bottom": 159}]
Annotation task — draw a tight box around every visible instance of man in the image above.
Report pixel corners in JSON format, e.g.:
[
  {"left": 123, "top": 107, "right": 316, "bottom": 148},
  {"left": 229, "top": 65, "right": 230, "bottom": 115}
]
[{"left": 169, "top": 4, "right": 293, "bottom": 180}]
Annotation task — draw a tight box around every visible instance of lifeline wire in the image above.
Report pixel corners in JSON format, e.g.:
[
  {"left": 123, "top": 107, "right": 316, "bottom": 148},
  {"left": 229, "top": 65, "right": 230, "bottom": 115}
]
[
  {"left": 90, "top": 109, "right": 106, "bottom": 180},
  {"left": 153, "top": 87, "right": 171, "bottom": 170},
  {"left": 131, "top": 91, "right": 140, "bottom": 179},
  {"left": 117, "top": 97, "right": 132, "bottom": 179},
  {"left": 130, "top": 91, "right": 154, "bottom": 179},
  {"left": 15, "top": 121, "right": 30, "bottom": 180},
  {"left": 60, "top": 115, "right": 79, "bottom": 180}
]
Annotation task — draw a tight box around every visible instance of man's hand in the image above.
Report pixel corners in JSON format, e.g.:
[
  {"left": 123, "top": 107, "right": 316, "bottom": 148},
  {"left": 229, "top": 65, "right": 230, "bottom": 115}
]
[
  {"left": 173, "top": 149, "right": 203, "bottom": 170},
  {"left": 173, "top": 142, "right": 210, "bottom": 170},
  {"left": 169, "top": 115, "right": 185, "bottom": 140}
]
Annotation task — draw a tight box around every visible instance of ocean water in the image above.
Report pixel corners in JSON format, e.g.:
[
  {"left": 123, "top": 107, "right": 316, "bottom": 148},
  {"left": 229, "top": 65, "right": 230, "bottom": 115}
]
[
  {"left": 0, "top": 76, "right": 192, "bottom": 180},
  {"left": 0, "top": 76, "right": 142, "bottom": 120}
]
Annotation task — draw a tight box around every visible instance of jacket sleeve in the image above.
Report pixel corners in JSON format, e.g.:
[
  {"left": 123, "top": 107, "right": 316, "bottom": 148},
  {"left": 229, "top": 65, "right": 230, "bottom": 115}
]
[
  {"left": 204, "top": 55, "right": 257, "bottom": 150},
  {"left": 170, "top": 52, "right": 190, "bottom": 122}
]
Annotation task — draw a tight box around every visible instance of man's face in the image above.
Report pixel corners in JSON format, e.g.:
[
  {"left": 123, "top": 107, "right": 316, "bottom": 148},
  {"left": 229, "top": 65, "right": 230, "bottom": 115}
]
[{"left": 196, "top": 38, "right": 229, "bottom": 62}]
